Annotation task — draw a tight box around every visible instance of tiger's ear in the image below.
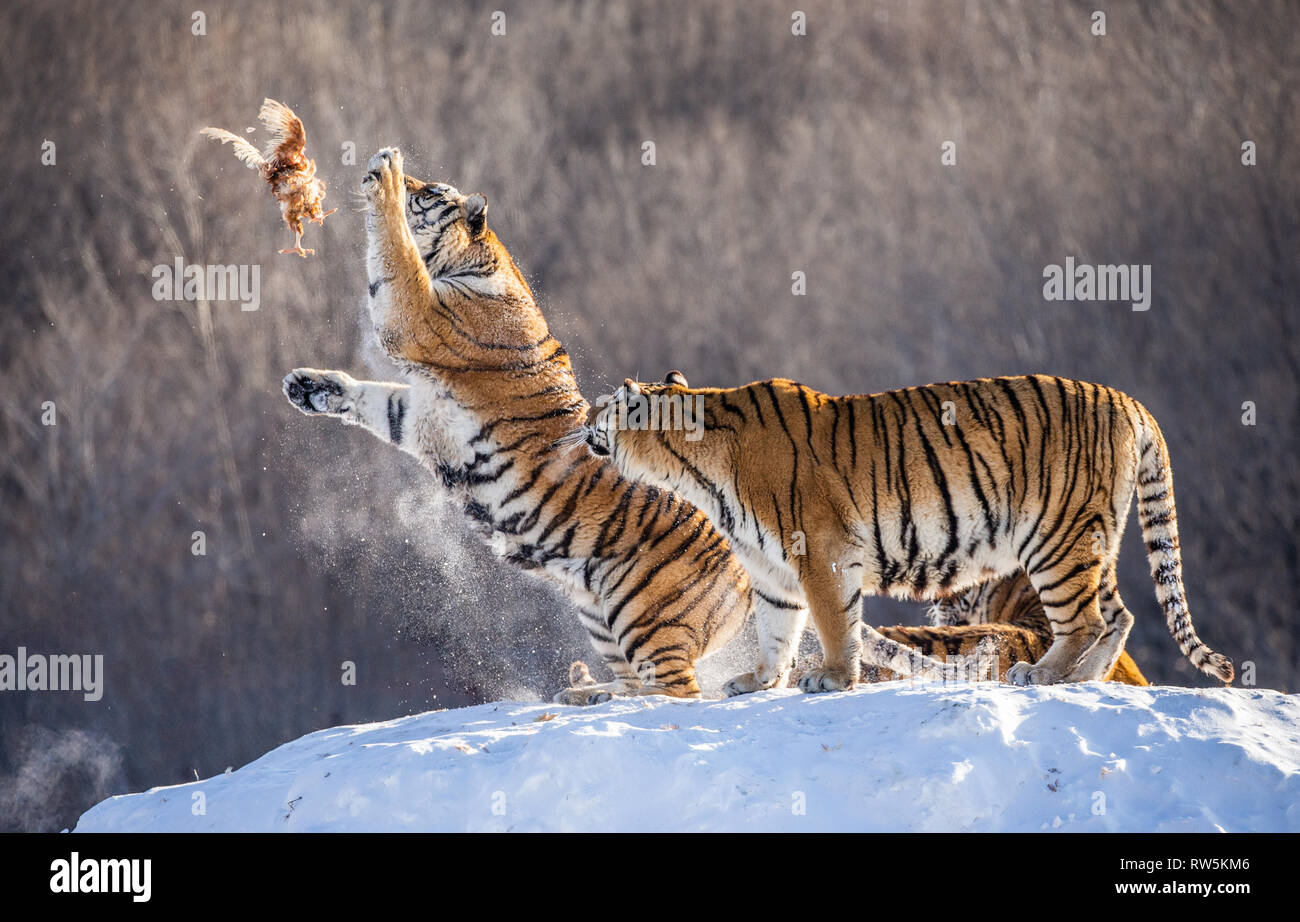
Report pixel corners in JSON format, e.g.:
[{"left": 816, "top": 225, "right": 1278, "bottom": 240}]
[
  {"left": 624, "top": 378, "right": 642, "bottom": 396},
  {"left": 465, "top": 193, "right": 488, "bottom": 233},
  {"left": 664, "top": 370, "right": 688, "bottom": 388}
]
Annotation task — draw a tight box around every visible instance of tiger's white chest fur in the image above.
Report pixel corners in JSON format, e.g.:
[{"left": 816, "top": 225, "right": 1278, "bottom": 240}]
[
  {"left": 403, "top": 374, "right": 600, "bottom": 602},
  {"left": 406, "top": 377, "right": 480, "bottom": 473}
]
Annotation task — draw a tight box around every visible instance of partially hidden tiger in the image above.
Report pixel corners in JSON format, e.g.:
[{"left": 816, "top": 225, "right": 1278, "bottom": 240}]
[
  {"left": 282, "top": 147, "right": 984, "bottom": 704},
  {"left": 569, "top": 371, "right": 1231, "bottom": 688},
  {"left": 867, "top": 570, "right": 1147, "bottom": 685}
]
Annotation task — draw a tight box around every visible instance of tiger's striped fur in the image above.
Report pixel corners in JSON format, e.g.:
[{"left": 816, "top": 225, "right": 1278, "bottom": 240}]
[
  {"left": 924, "top": 571, "right": 1148, "bottom": 684},
  {"left": 929, "top": 569, "right": 1047, "bottom": 630},
  {"left": 860, "top": 624, "right": 1041, "bottom": 683},
  {"left": 862, "top": 622, "right": 1147, "bottom": 685},
  {"left": 283, "top": 148, "right": 771, "bottom": 702},
  {"left": 579, "top": 373, "right": 1231, "bottom": 688},
  {"left": 855, "top": 570, "right": 1150, "bottom": 684},
  {"left": 283, "top": 149, "right": 958, "bottom": 702}
]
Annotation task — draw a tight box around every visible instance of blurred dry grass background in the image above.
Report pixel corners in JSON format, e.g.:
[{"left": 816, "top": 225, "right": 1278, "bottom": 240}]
[{"left": 1, "top": 0, "right": 1296, "bottom": 830}]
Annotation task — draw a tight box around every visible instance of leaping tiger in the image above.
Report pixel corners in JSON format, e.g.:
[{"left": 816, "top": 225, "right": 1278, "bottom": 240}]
[
  {"left": 281, "top": 148, "right": 967, "bottom": 703},
  {"left": 571, "top": 371, "right": 1233, "bottom": 688}
]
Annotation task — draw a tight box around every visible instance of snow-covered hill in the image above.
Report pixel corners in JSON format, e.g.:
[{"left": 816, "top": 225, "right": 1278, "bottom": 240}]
[{"left": 75, "top": 682, "right": 1300, "bottom": 833}]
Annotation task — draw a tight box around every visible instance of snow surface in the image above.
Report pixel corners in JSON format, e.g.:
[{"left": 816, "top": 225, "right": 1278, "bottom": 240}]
[{"left": 75, "top": 682, "right": 1300, "bottom": 833}]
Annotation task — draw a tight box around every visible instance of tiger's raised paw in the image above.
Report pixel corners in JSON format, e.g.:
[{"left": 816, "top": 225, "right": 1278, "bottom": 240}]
[
  {"left": 797, "top": 667, "right": 855, "bottom": 694},
  {"left": 283, "top": 368, "right": 357, "bottom": 415},
  {"left": 362, "top": 147, "right": 406, "bottom": 211}
]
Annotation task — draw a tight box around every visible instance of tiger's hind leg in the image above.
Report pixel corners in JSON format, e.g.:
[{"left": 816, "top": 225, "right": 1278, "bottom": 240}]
[
  {"left": 552, "top": 670, "right": 699, "bottom": 706},
  {"left": 1065, "top": 565, "right": 1134, "bottom": 681},
  {"left": 552, "top": 661, "right": 637, "bottom": 706},
  {"left": 553, "top": 605, "right": 703, "bottom": 705},
  {"left": 1009, "top": 537, "right": 1107, "bottom": 686},
  {"left": 623, "top": 649, "right": 702, "bottom": 699},
  {"left": 722, "top": 595, "right": 807, "bottom": 696},
  {"left": 553, "top": 611, "right": 655, "bottom": 705}
]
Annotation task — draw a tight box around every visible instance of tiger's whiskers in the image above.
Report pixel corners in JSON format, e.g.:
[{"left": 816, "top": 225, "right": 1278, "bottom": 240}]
[{"left": 551, "top": 426, "right": 590, "bottom": 452}]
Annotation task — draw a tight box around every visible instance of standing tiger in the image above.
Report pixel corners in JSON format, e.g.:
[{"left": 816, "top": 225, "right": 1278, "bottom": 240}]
[
  {"left": 281, "top": 148, "right": 962, "bottom": 703},
  {"left": 572, "top": 372, "right": 1232, "bottom": 688}
]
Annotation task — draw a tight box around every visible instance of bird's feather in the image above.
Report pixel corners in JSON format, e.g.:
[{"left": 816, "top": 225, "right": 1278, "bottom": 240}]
[
  {"left": 199, "top": 127, "right": 264, "bottom": 169},
  {"left": 258, "top": 98, "right": 307, "bottom": 160}
]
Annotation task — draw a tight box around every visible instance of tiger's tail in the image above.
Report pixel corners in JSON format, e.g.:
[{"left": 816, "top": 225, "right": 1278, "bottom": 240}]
[{"left": 1135, "top": 410, "right": 1233, "bottom": 682}]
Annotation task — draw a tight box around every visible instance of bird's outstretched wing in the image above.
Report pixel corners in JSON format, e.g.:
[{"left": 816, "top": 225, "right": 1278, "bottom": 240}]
[
  {"left": 258, "top": 98, "right": 307, "bottom": 160},
  {"left": 199, "top": 127, "right": 265, "bottom": 169}
]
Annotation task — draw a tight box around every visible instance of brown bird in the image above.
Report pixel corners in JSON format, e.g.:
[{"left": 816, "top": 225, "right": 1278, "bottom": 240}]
[{"left": 200, "top": 98, "right": 336, "bottom": 257}]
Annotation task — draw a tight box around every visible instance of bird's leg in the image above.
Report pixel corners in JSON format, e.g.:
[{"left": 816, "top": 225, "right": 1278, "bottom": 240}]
[
  {"left": 313, "top": 208, "right": 337, "bottom": 225},
  {"left": 279, "top": 228, "right": 313, "bottom": 258}
]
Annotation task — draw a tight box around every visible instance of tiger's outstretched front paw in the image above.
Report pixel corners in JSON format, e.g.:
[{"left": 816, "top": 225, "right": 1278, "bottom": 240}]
[
  {"left": 362, "top": 147, "right": 406, "bottom": 213},
  {"left": 797, "top": 667, "right": 856, "bottom": 694},
  {"left": 283, "top": 368, "right": 357, "bottom": 416}
]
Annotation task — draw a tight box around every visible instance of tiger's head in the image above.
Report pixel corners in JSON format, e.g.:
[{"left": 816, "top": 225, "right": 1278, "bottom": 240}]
[
  {"left": 400, "top": 171, "right": 539, "bottom": 316},
  {"left": 401, "top": 175, "right": 496, "bottom": 272},
  {"left": 361, "top": 148, "right": 548, "bottom": 369},
  {"left": 559, "top": 370, "right": 730, "bottom": 495},
  {"left": 400, "top": 172, "right": 506, "bottom": 273},
  {"left": 362, "top": 147, "right": 529, "bottom": 297}
]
